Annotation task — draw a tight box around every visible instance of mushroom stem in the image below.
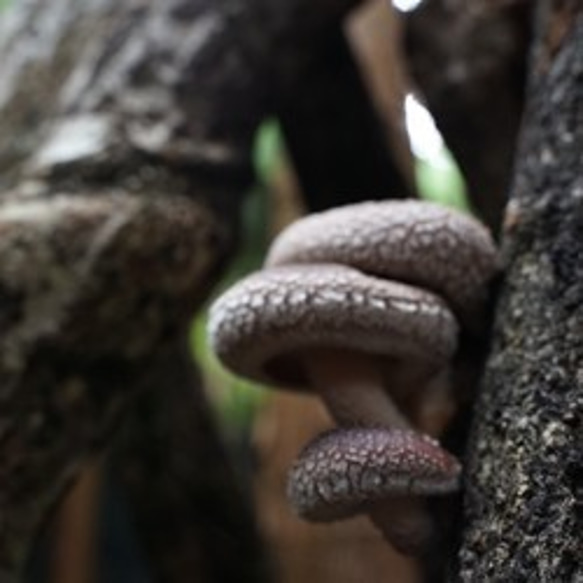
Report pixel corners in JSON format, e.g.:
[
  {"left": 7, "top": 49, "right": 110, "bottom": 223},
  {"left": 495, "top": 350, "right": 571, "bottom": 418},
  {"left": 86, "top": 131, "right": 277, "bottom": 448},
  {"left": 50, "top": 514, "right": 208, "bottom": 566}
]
[
  {"left": 368, "top": 497, "right": 434, "bottom": 555},
  {"left": 304, "top": 348, "right": 410, "bottom": 429},
  {"left": 301, "top": 354, "right": 440, "bottom": 555}
]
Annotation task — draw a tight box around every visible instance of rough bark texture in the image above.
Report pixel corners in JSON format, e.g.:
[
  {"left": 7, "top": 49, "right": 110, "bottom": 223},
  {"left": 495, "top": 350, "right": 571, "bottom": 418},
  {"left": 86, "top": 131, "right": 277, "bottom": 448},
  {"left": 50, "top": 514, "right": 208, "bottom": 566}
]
[
  {"left": 0, "top": 2, "right": 239, "bottom": 577},
  {"left": 0, "top": 187, "right": 223, "bottom": 578},
  {"left": 0, "top": 0, "right": 361, "bottom": 192},
  {"left": 114, "top": 338, "right": 273, "bottom": 583},
  {"left": 404, "top": 0, "right": 531, "bottom": 233},
  {"left": 0, "top": 0, "right": 403, "bottom": 579},
  {"left": 458, "top": 2, "right": 583, "bottom": 580}
]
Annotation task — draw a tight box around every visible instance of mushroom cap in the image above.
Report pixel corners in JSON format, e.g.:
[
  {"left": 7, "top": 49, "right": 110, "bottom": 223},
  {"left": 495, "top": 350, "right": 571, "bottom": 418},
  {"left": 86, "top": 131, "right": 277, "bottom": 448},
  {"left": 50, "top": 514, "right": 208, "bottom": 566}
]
[
  {"left": 207, "top": 263, "right": 458, "bottom": 389},
  {"left": 287, "top": 427, "right": 461, "bottom": 522},
  {"left": 265, "top": 200, "right": 499, "bottom": 324}
]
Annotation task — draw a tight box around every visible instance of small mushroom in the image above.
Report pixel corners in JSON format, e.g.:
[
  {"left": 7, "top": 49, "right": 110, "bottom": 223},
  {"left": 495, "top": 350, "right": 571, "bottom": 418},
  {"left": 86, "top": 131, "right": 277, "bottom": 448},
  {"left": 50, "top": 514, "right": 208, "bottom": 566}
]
[
  {"left": 208, "top": 263, "right": 458, "bottom": 429},
  {"left": 208, "top": 200, "right": 498, "bottom": 555},
  {"left": 288, "top": 427, "right": 461, "bottom": 553},
  {"left": 208, "top": 262, "right": 459, "bottom": 553},
  {"left": 265, "top": 200, "right": 499, "bottom": 330},
  {"left": 263, "top": 199, "right": 499, "bottom": 434}
]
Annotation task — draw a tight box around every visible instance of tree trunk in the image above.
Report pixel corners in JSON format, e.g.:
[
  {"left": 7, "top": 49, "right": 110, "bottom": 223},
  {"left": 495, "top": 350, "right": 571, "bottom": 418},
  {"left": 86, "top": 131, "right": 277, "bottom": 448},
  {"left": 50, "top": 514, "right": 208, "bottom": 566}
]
[
  {"left": 458, "top": 2, "right": 583, "bottom": 580},
  {"left": 404, "top": 0, "right": 531, "bottom": 233},
  {"left": 114, "top": 336, "right": 274, "bottom": 583},
  {"left": 0, "top": 0, "right": 400, "bottom": 579}
]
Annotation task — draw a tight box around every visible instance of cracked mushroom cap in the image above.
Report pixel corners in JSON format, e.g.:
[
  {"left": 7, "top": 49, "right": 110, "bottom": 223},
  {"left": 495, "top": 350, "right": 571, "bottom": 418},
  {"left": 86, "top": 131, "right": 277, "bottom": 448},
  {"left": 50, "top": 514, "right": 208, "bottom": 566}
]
[
  {"left": 207, "top": 263, "right": 458, "bottom": 389},
  {"left": 287, "top": 427, "right": 461, "bottom": 522},
  {"left": 265, "top": 200, "right": 499, "bottom": 324}
]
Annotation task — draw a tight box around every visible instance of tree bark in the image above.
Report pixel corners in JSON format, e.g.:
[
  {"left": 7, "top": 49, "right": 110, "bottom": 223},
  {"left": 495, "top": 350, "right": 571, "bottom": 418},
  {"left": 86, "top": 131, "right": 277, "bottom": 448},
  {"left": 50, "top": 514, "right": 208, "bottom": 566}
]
[
  {"left": 0, "top": 0, "right": 361, "bottom": 191},
  {"left": 458, "top": 2, "right": 583, "bottom": 580},
  {"left": 114, "top": 336, "right": 273, "bottom": 583},
  {"left": 404, "top": 0, "right": 531, "bottom": 233},
  {"left": 0, "top": 0, "right": 389, "bottom": 579}
]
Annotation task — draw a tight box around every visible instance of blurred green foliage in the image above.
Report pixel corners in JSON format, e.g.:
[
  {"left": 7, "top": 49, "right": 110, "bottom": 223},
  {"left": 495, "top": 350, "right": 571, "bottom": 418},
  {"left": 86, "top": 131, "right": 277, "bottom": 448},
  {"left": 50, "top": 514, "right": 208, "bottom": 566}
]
[
  {"left": 191, "top": 314, "right": 266, "bottom": 437},
  {"left": 416, "top": 149, "right": 469, "bottom": 211}
]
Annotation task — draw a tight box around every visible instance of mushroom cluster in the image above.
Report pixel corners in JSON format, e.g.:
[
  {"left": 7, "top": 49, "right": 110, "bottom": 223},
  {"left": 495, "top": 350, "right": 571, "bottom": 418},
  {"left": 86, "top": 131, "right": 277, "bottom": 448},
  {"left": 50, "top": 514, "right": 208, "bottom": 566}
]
[{"left": 208, "top": 200, "right": 498, "bottom": 554}]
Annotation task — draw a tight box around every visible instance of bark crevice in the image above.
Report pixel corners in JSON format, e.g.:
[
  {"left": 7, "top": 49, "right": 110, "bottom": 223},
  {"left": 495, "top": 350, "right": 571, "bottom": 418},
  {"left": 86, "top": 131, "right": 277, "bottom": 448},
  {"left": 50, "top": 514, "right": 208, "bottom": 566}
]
[{"left": 458, "top": 4, "right": 583, "bottom": 580}]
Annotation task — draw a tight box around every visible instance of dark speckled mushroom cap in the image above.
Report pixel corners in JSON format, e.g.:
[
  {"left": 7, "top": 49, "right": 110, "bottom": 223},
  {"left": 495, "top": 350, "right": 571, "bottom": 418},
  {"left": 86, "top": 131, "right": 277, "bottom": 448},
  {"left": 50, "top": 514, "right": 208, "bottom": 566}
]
[
  {"left": 287, "top": 427, "right": 461, "bottom": 522},
  {"left": 265, "top": 201, "right": 499, "bottom": 325},
  {"left": 207, "top": 263, "right": 458, "bottom": 389}
]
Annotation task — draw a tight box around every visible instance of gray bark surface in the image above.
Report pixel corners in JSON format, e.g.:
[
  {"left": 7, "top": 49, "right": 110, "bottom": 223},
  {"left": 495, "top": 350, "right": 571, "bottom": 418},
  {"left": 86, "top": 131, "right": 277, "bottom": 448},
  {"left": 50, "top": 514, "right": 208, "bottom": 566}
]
[
  {"left": 0, "top": 0, "right": 410, "bottom": 577},
  {"left": 458, "top": 2, "right": 583, "bottom": 580}
]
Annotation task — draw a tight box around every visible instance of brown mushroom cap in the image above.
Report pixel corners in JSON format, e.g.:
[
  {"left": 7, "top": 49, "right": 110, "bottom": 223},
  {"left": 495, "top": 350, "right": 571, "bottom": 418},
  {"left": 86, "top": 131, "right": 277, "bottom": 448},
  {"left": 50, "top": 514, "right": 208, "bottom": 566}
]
[
  {"left": 208, "top": 263, "right": 458, "bottom": 389},
  {"left": 265, "top": 200, "right": 499, "bottom": 324},
  {"left": 287, "top": 427, "right": 461, "bottom": 522}
]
